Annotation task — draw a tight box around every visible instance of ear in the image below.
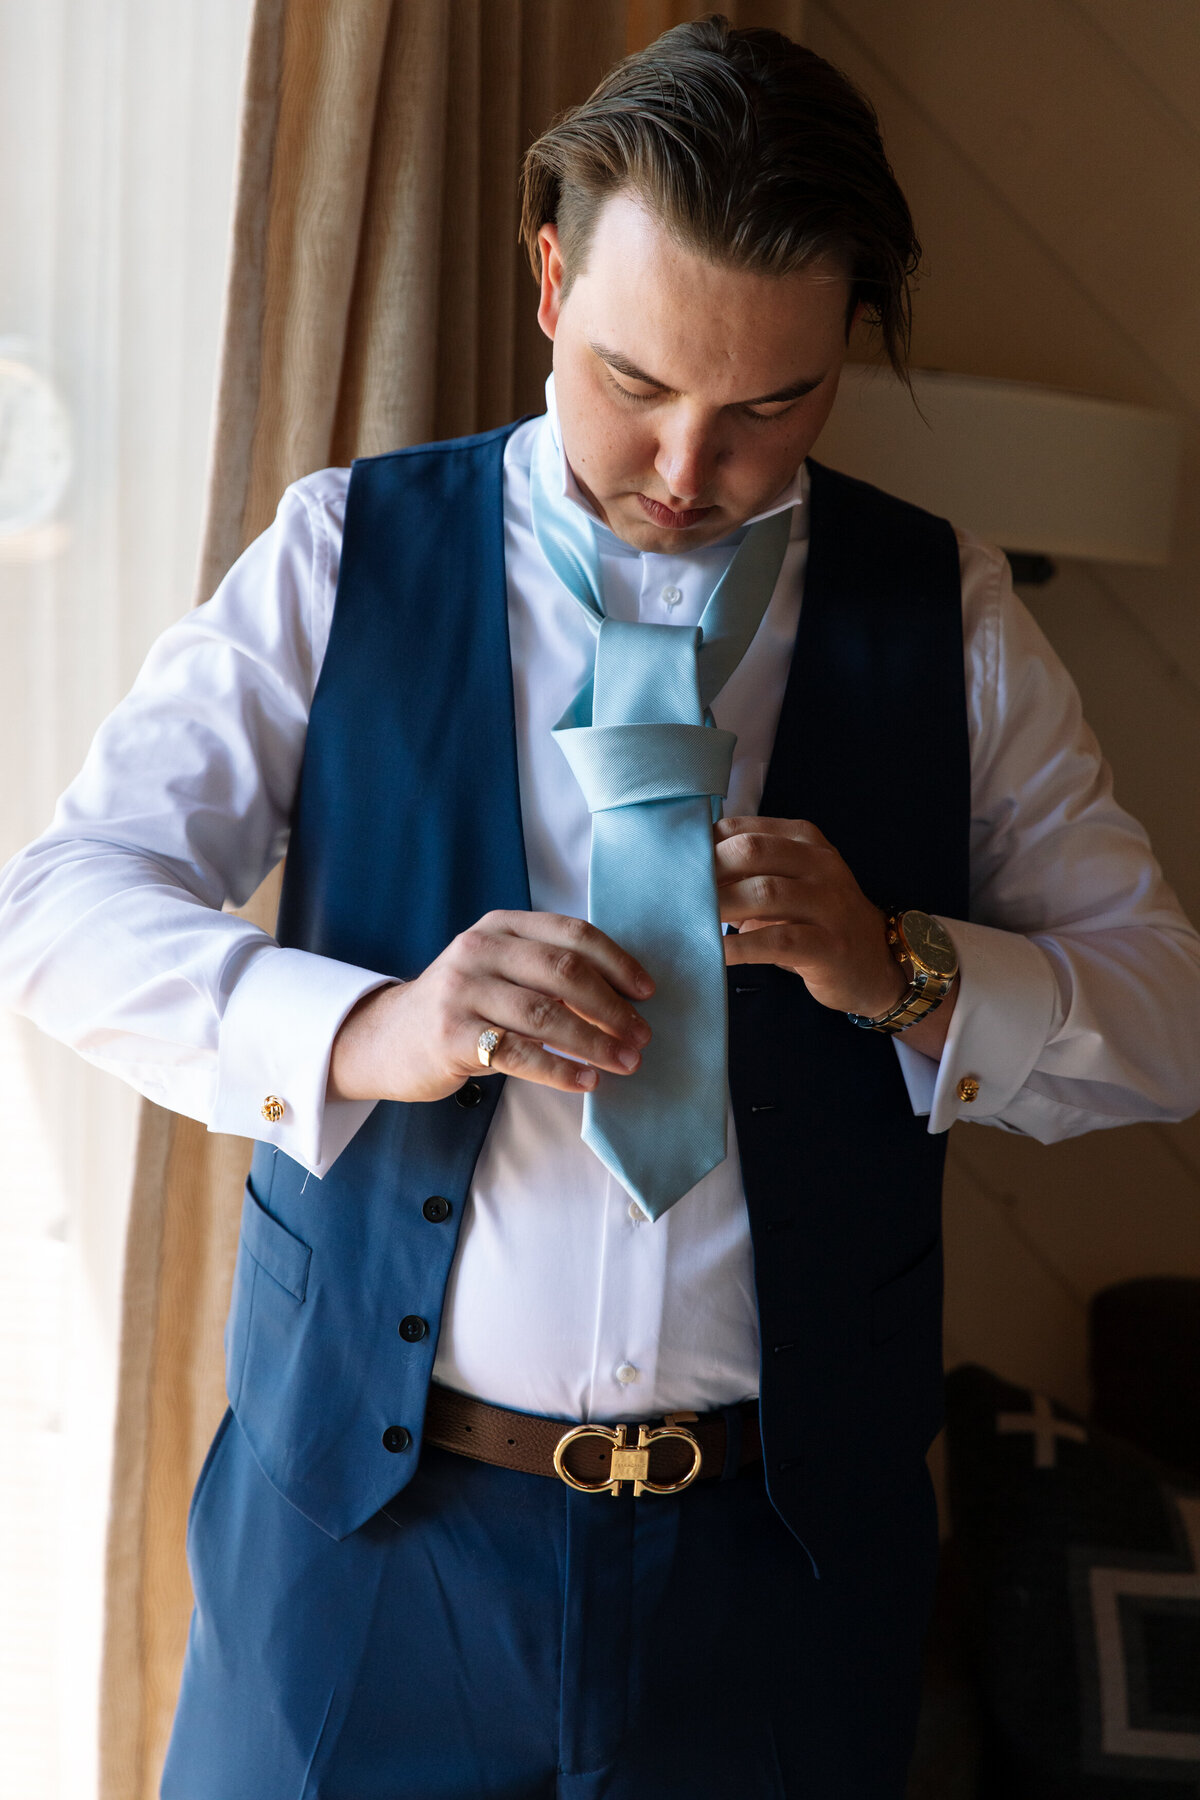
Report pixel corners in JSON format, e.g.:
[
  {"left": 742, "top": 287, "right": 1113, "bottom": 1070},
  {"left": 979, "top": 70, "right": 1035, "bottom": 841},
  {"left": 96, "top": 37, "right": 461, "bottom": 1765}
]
[{"left": 536, "top": 224, "right": 566, "bottom": 343}]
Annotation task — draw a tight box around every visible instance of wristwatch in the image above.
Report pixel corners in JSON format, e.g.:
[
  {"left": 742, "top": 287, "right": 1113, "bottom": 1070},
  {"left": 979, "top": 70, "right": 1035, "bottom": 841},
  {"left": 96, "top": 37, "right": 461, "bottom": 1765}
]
[{"left": 847, "top": 908, "right": 959, "bottom": 1036}]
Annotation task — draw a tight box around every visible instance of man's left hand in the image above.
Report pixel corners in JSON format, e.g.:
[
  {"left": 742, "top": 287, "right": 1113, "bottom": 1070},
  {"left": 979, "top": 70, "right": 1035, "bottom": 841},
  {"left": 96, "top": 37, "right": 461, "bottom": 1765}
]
[{"left": 713, "top": 815, "right": 906, "bottom": 1018}]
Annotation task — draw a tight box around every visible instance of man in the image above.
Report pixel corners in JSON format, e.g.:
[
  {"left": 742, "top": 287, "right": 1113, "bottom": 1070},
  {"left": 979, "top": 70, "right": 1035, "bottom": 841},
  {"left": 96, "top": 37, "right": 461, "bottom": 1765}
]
[{"left": 2, "top": 18, "right": 1198, "bottom": 1799}]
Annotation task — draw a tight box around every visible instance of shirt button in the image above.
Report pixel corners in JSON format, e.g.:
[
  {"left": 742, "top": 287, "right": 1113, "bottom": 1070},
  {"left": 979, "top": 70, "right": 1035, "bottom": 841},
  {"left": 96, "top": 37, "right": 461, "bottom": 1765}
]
[
  {"left": 398, "top": 1315, "right": 428, "bottom": 1342},
  {"left": 628, "top": 1201, "right": 648, "bottom": 1225},
  {"left": 381, "top": 1425, "right": 411, "bottom": 1453},
  {"left": 454, "top": 1080, "right": 483, "bottom": 1108},
  {"left": 422, "top": 1195, "right": 452, "bottom": 1223},
  {"left": 261, "top": 1095, "right": 285, "bottom": 1124},
  {"left": 661, "top": 585, "right": 682, "bottom": 608},
  {"left": 956, "top": 1075, "right": 981, "bottom": 1104},
  {"left": 615, "top": 1362, "right": 640, "bottom": 1386}
]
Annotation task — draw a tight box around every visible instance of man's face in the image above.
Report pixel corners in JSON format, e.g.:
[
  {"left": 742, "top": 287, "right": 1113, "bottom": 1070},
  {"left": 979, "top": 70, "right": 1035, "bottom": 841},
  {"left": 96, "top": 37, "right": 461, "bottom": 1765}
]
[{"left": 538, "top": 192, "right": 854, "bottom": 552}]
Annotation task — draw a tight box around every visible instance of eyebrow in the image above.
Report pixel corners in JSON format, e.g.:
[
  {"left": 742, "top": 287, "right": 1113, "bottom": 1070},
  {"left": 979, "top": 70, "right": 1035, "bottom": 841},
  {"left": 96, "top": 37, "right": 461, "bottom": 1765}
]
[{"left": 589, "top": 342, "right": 826, "bottom": 406}]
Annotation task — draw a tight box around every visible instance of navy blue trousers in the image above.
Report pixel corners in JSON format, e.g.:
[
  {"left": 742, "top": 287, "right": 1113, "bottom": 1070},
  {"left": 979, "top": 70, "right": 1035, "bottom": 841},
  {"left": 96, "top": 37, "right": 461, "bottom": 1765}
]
[{"left": 163, "top": 1409, "right": 937, "bottom": 1798}]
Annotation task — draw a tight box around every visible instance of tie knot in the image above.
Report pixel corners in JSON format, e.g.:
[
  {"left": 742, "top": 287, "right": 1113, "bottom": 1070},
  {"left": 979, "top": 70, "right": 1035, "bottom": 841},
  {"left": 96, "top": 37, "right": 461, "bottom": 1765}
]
[
  {"left": 592, "top": 619, "right": 703, "bottom": 729},
  {"left": 554, "top": 721, "right": 736, "bottom": 814}
]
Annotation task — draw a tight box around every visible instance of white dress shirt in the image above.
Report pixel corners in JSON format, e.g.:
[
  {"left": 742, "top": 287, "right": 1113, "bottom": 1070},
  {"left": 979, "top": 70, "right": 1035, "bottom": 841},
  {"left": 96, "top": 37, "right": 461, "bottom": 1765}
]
[{"left": 2, "top": 389, "right": 1199, "bottom": 1421}]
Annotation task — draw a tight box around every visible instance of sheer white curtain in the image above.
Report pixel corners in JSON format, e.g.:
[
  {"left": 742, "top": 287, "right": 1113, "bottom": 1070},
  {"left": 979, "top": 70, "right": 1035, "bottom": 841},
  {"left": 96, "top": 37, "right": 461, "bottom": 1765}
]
[{"left": 0, "top": 3, "right": 250, "bottom": 1794}]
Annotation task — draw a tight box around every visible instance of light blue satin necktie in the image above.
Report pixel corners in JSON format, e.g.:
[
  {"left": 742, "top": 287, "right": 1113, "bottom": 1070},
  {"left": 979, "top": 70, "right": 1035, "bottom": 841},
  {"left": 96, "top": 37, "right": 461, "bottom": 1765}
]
[{"left": 529, "top": 418, "right": 792, "bottom": 1220}]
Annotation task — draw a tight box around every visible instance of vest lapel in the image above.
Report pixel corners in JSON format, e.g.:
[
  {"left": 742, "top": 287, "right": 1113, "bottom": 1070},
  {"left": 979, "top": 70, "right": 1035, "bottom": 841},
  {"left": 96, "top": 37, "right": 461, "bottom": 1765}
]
[
  {"left": 729, "top": 458, "right": 967, "bottom": 1560},
  {"left": 761, "top": 457, "right": 969, "bottom": 914},
  {"left": 278, "top": 425, "right": 532, "bottom": 971}
]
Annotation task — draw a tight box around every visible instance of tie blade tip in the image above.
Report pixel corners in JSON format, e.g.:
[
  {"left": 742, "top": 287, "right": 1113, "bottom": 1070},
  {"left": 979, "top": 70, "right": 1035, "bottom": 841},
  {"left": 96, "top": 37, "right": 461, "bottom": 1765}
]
[{"left": 581, "top": 1119, "right": 724, "bottom": 1221}]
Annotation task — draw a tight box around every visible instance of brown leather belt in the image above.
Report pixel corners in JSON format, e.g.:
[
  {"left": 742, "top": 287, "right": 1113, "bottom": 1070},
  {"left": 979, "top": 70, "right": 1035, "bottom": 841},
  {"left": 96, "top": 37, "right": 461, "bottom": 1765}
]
[{"left": 424, "top": 1385, "right": 761, "bottom": 1498}]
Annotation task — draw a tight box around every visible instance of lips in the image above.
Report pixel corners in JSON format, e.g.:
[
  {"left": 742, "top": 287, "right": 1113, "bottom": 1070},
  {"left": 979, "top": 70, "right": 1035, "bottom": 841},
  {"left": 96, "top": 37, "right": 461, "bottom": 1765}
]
[{"left": 637, "top": 494, "right": 716, "bottom": 530}]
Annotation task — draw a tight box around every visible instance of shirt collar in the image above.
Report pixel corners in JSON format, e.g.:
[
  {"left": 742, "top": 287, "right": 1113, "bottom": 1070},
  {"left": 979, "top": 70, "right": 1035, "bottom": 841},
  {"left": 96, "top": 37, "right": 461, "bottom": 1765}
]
[{"left": 541, "top": 373, "right": 806, "bottom": 555}]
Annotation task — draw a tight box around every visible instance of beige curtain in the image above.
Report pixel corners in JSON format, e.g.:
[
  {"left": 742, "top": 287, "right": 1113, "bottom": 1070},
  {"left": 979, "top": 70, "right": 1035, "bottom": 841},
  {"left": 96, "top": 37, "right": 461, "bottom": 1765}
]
[{"left": 99, "top": 2, "right": 802, "bottom": 1794}]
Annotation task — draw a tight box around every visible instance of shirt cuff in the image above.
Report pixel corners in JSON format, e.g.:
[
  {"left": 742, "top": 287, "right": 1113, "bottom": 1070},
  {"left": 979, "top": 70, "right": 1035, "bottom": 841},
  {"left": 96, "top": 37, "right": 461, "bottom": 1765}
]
[
  {"left": 892, "top": 916, "right": 1062, "bottom": 1134},
  {"left": 211, "top": 944, "right": 394, "bottom": 1176}
]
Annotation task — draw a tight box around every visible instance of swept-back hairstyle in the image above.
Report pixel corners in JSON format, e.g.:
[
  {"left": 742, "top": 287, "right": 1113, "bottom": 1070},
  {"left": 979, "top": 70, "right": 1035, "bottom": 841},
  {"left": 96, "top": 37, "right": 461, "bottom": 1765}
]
[{"left": 520, "top": 14, "right": 920, "bottom": 377}]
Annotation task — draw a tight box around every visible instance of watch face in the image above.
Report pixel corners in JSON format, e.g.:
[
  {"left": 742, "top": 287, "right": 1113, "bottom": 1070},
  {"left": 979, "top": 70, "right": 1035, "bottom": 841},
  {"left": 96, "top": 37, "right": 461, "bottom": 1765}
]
[{"left": 898, "top": 909, "right": 958, "bottom": 977}]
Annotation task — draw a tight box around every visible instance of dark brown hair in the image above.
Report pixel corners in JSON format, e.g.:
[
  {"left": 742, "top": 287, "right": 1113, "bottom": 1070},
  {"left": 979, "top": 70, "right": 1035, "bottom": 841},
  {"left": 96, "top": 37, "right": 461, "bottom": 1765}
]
[{"left": 520, "top": 14, "right": 920, "bottom": 376}]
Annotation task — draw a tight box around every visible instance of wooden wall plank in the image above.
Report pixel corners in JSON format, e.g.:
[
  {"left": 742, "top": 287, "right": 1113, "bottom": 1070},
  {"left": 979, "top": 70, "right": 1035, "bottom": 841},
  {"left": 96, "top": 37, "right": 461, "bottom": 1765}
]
[
  {"left": 943, "top": 1146, "right": 1089, "bottom": 1410},
  {"left": 816, "top": 0, "right": 1200, "bottom": 414},
  {"left": 1098, "top": 474, "right": 1200, "bottom": 711},
  {"left": 807, "top": 2, "right": 1200, "bottom": 702},
  {"left": 952, "top": 1121, "right": 1200, "bottom": 1302},
  {"left": 1156, "top": 1109, "right": 1200, "bottom": 1187},
  {"left": 1024, "top": 562, "right": 1200, "bottom": 917},
  {"left": 1074, "top": 0, "right": 1200, "bottom": 136}
]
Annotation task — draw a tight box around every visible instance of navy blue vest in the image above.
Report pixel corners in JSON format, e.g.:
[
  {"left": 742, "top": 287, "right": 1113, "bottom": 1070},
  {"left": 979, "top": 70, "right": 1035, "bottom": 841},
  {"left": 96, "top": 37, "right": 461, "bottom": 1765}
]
[{"left": 224, "top": 425, "right": 969, "bottom": 1572}]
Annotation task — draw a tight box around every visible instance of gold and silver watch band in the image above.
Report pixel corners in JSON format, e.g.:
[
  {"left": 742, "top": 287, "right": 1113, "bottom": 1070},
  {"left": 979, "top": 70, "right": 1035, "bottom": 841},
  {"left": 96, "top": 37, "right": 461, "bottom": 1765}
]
[
  {"left": 846, "top": 975, "right": 952, "bottom": 1036},
  {"left": 847, "top": 908, "right": 957, "bottom": 1036}
]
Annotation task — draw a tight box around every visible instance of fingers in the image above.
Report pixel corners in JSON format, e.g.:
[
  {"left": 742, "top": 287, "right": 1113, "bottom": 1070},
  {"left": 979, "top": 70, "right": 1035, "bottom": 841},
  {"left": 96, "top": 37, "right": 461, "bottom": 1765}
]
[
  {"left": 333, "top": 912, "right": 656, "bottom": 1107},
  {"left": 469, "top": 969, "right": 648, "bottom": 1079},
  {"left": 457, "top": 919, "right": 652, "bottom": 1045},
  {"left": 713, "top": 815, "right": 829, "bottom": 850},
  {"left": 502, "top": 934, "right": 649, "bottom": 1037},
  {"left": 712, "top": 821, "right": 853, "bottom": 937},
  {"left": 717, "top": 872, "right": 818, "bottom": 926},
  {"left": 713, "top": 825, "right": 828, "bottom": 891},
  {"left": 485, "top": 910, "right": 654, "bottom": 1000},
  {"left": 484, "top": 1030, "right": 600, "bottom": 1095},
  {"left": 709, "top": 820, "right": 901, "bottom": 1013},
  {"left": 722, "top": 920, "right": 826, "bottom": 967},
  {"left": 715, "top": 841, "right": 832, "bottom": 934},
  {"left": 439, "top": 911, "right": 656, "bottom": 1099}
]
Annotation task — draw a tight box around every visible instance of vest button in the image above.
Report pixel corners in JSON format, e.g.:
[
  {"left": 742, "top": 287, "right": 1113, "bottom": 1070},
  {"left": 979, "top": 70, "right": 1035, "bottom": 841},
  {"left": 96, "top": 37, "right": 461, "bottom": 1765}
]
[
  {"left": 454, "top": 1080, "right": 484, "bottom": 1108},
  {"left": 382, "top": 1426, "right": 411, "bottom": 1454},
  {"left": 422, "top": 1195, "right": 452, "bottom": 1224},
  {"left": 398, "top": 1314, "right": 428, "bottom": 1342}
]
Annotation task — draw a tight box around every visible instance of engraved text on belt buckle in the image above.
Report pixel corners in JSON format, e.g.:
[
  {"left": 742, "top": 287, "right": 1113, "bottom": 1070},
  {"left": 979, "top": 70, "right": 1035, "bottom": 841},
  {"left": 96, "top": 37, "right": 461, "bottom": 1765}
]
[{"left": 552, "top": 1420, "right": 703, "bottom": 1497}]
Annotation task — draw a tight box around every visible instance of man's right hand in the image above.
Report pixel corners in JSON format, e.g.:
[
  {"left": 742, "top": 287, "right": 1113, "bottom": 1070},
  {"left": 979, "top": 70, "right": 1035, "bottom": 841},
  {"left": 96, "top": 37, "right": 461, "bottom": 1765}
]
[{"left": 327, "top": 910, "right": 654, "bottom": 1104}]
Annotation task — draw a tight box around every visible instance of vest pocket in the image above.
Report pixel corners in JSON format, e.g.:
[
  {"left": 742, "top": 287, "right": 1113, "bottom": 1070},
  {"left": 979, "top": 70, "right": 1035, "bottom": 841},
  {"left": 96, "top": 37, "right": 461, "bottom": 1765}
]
[
  {"left": 225, "top": 1178, "right": 313, "bottom": 1413},
  {"left": 240, "top": 1180, "right": 312, "bottom": 1301},
  {"left": 869, "top": 1239, "right": 941, "bottom": 1346}
]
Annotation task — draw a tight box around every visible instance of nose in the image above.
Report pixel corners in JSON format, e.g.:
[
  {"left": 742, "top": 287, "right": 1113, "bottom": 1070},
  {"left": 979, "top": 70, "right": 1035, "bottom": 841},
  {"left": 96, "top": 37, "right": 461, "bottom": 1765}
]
[{"left": 653, "top": 412, "right": 722, "bottom": 505}]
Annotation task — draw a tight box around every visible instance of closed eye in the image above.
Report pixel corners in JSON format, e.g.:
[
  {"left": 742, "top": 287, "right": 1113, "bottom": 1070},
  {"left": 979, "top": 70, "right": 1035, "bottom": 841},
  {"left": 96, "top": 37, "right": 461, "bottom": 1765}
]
[
  {"left": 606, "top": 379, "right": 814, "bottom": 422},
  {"left": 743, "top": 400, "right": 799, "bottom": 421},
  {"left": 605, "top": 372, "right": 662, "bottom": 405},
  {"left": 594, "top": 344, "right": 826, "bottom": 416}
]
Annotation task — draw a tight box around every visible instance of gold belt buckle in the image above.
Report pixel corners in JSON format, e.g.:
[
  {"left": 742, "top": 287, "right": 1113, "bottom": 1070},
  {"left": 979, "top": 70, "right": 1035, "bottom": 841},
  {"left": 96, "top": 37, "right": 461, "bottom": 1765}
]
[{"left": 552, "top": 1418, "right": 703, "bottom": 1497}]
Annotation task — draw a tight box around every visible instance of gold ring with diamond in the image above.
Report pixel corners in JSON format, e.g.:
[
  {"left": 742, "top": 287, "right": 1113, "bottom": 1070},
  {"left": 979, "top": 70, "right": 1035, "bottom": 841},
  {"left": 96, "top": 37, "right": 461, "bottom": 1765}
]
[{"left": 476, "top": 1026, "right": 505, "bottom": 1069}]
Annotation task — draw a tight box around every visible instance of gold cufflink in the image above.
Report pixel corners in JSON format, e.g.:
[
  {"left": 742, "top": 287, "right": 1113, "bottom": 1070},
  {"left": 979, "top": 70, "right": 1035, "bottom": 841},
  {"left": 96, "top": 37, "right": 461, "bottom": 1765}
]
[
  {"left": 261, "top": 1095, "right": 285, "bottom": 1124},
  {"left": 956, "top": 1076, "right": 980, "bottom": 1104}
]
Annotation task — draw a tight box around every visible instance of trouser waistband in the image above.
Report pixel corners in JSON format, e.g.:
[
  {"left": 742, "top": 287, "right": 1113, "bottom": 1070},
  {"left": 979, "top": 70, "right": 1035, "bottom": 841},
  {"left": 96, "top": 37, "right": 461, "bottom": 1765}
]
[{"left": 423, "top": 1385, "right": 761, "bottom": 1496}]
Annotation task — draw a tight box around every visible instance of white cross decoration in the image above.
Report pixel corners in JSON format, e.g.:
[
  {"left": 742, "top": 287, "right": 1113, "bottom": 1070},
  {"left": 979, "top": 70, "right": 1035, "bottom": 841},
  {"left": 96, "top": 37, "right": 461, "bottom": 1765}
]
[{"left": 997, "top": 1392, "right": 1088, "bottom": 1468}]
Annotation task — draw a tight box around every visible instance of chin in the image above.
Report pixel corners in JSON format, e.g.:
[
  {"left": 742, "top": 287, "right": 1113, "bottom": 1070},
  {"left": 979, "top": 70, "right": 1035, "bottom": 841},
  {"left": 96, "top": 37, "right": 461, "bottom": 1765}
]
[
  {"left": 617, "top": 522, "right": 713, "bottom": 554},
  {"left": 609, "top": 500, "right": 732, "bottom": 552}
]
